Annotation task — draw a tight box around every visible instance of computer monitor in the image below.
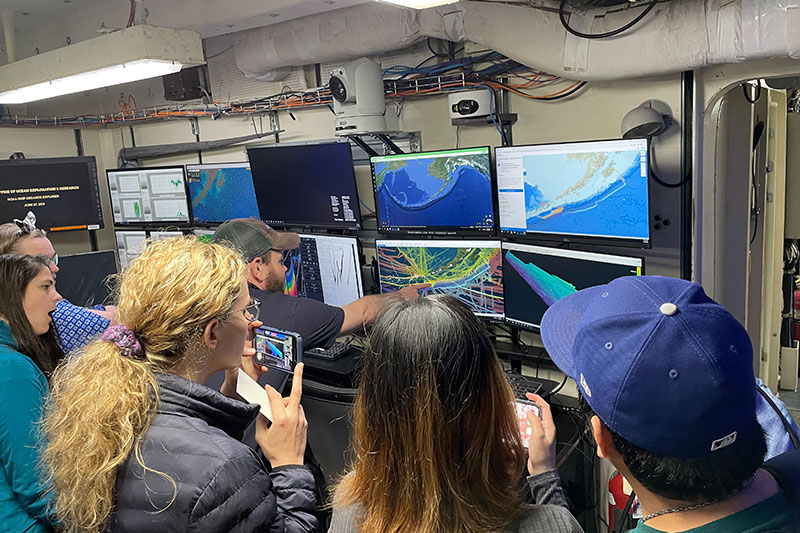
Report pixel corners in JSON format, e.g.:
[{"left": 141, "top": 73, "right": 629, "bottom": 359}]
[
  {"left": 370, "top": 146, "right": 495, "bottom": 235},
  {"left": 106, "top": 167, "right": 189, "bottom": 225},
  {"left": 285, "top": 234, "right": 364, "bottom": 307},
  {"left": 0, "top": 156, "right": 103, "bottom": 231},
  {"left": 193, "top": 228, "right": 215, "bottom": 244},
  {"left": 186, "top": 162, "right": 260, "bottom": 224},
  {"left": 56, "top": 251, "right": 117, "bottom": 307},
  {"left": 501, "top": 242, "right": 643, "bottom": 330},
  {"left": 247, "top": 142, "right": 362, "bottom": 230},
  {"left": 375, "top": 239, "right": 504, "bottom": 319},
  {"left": 115, "top": 230, "right": 147, "bottom": 269},
  {"left": 495, "top": 138, "right": 650, "bottom": 245}
]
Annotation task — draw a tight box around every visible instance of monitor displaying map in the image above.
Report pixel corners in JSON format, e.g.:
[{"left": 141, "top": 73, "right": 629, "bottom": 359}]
[
  {"left": 370, "top": 146, "right": 495, "bottom": 235},
  {"left": 375, "top": 239, "right": 504, "bottom": 319},
  {"left": 495, "top": 138, "right": 650, "bottom": 245},
  {"left": 502, "top": 242, "right": 643, "bottom": 330},
  {"left": 186, "top": 162, "right": 260, "bottom": 224}
]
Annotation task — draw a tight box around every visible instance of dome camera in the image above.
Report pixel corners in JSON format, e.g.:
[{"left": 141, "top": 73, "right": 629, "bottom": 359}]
[
  {"left": 329, "top": 57, "right": 392, "bottom": 136},
  {"left": 621, "top": 100, "right": 672, "bottom": 139}
]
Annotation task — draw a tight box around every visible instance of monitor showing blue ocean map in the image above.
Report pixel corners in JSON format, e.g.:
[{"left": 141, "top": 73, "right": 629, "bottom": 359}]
[
  {"left": 371, "top": 146, "right": 495, "bottom": 235},
  {"left": 495, "top": 138, "right": 650, "bottom": 244},
  {"left": 186, "top": 162, "right": 260, "bottom": 224}
]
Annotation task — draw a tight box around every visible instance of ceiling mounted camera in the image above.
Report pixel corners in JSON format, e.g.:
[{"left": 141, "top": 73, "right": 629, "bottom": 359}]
[{"left": 329, "top": 57, "right": 395, "bottom": 136}]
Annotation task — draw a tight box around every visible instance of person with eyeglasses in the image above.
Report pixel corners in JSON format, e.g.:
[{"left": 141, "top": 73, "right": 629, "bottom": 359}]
[
  {"left": 213, "top": 218, "right": 428, "bottom": 351},
  {"left": 0, "top": 213, "right": 117, "bottom": 354},
  {"left": 42, "top": 237, "right": 318, "bottom": 532}
]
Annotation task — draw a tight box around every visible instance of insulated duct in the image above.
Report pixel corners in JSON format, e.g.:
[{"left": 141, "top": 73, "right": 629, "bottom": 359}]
[{"left": 233, "top": 0, "right": 800, "bottom": 81}]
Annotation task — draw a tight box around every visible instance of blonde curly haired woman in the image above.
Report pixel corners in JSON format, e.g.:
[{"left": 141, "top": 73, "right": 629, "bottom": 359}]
[{"left": 43, "top": 237, "right": 318, "bottom": 533}]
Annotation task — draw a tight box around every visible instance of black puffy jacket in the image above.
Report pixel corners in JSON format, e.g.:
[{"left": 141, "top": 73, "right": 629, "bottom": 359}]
[{"left": 111, "top": 373, "right": 319, "bottom": 532}]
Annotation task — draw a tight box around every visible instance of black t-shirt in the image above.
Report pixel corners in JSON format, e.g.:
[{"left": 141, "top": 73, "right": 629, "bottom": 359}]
[{"left": 248, "top": 283, "right": 345, "bottom": 349}]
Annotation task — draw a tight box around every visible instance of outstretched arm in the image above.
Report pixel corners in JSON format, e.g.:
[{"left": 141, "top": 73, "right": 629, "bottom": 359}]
[{"left": 339, "top": 284, "right": 430, "bottom": 335}]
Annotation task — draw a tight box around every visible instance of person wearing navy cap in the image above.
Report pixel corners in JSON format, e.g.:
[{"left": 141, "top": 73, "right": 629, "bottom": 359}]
[{"left": 540, "top": 275, "right": 798, "bottom": 533}]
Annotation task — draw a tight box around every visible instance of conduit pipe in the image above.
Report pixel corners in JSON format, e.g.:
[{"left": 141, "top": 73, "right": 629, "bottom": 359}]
[{"left": 233, "top": 0, "right": 800, "bottom": 81}]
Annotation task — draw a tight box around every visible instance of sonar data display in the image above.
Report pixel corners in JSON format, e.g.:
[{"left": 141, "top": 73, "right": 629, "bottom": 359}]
[
  {"left": 371, "top": 147, "right": 494, "bottom": 234},
  {"left": 186, "top": 162, "right": 260, "bottom": 224},
  {"left": 376, "top": 239, "right": 504, "bottom": 318},
  {"left": 496, "top": 138, "right": 650, "bottom": 244},
  {"left": 501, "top": 242, "right": 642, "bottom": 330}
]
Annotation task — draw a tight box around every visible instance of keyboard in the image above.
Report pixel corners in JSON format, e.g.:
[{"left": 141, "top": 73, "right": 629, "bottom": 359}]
[
  {"left": 504, "top": 369, "right": 543, "bottom": 400},
  {"left": 304, "top": 341, "right": 352, "bottom": 360}
]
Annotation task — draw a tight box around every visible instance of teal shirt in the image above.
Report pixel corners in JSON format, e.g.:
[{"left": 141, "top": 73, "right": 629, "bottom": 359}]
[
  {"left": 630, "top": 491, "right": 795, "bottom": 533},
  {"left": 0, "top": 321, "right": 54, "bottom": 532}
]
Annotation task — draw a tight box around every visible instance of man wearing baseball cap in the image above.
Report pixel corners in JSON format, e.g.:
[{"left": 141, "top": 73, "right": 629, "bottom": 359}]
[
  {"left": 213, "top": 218, "right": 427, "bottom": 349},
  {"left": 540, "top": 275, "right": 799, "bottom": 532}
]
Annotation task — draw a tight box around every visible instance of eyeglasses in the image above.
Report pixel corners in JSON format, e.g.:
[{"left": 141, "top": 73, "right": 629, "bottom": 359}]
[
  {"left": 238, "top": 298, "right": 261, "bottom": 322},
  {"left": 37, "top": 254, "right": 58, "bottom": 268}
]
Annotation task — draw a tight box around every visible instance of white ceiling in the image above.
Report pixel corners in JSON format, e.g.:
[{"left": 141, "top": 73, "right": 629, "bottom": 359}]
[{"left": 0, "top": 0, "right": 373, "bottom": 52}]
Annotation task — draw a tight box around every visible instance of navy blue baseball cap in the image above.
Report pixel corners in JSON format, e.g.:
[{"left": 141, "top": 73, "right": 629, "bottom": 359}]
[{"left": 541, "top": 275, "right": 758, "bottom": 459}]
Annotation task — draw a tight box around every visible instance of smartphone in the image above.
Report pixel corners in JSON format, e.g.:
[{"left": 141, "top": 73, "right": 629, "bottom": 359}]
[
  {"left": 515, "top": 399, "right": 541, "bottom": 449},
  {"left": 251, "top": 325, "right": 302, "bottom": 373}
]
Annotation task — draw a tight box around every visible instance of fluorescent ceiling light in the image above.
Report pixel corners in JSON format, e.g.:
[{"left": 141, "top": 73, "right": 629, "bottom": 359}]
[
  {"left": 377, "top": 0, "right": 459, "bottom": 8},
  {"left": 0, "top": 25, "right": 204, "bottom": 104}
]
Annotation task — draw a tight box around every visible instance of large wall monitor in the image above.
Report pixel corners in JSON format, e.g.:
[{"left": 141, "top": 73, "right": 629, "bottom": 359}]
[
  {"left": 186, "top": 162, "right": 260, "bottom": 224},
  {"left": 375, "top": 239, "right": 504, "bottom": 319},
  {"left": 370, "top": 146, "right": 495, "bottom": 235},
  {"left": 495, "top": 138, "right": 650, "bottom": 245},
  {"left": 501, "top": 242, "right": 643, "bottom": 330},
  {"left": 248, "top": 142, "right": 362, "bottom": 230},
  {"left": 285, "top": 234, "right": 364, "bottom": 307},
  {"left": 0, "top": 156, "right": 104, "bottom": 231},
  {"left": 107, "top": 167, "right": 190, "bottom": 225}
]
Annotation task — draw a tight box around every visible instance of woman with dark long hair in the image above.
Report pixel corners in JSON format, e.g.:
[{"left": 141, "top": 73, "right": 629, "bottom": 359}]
[
  {"left": 0, "top": 254, "right": 64, "bottom": 532},
  {"left": 331, "top": 295, "right": 582, "bottom": 533}
]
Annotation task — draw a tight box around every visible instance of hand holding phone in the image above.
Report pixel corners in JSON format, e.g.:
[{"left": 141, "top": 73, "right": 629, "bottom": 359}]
[
  {"left": 523, "top": 393, "right": 557, "bottom": 477},
  {"left": 514, "top": 399, "right": 541, "bottom": 449}
]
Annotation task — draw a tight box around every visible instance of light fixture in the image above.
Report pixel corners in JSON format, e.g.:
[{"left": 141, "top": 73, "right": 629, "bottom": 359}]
[
  {"left": 621, "top": 100, "right": 673, "bottom": 139},
  {"left": 376, "top": 0, "right": 460, "bottom": 9},
  {"left": 0, "top": 25, "right": 204, "bottom": 104}
]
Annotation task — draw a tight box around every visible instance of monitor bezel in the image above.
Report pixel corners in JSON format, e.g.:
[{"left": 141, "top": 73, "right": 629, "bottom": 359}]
[
  {"left": 370, "top": 145, "right": 497, "bottom": 237},
  {"left": 500, "top": 241, "right": 645, "bottom": 332},
  {"left": 247, "top": 142, "right": 363, "bottom": 231},
  {"left": 106, "top": 166, "right": 191, "bottom": 227},
  {"left": 0, "top": 156, "right": 104, "bottom": 231},
  {"left": 374, "top": 238, "right": 505, "bottom": 320},
  {"left": 494, "top": 137, "right": 652, "bottom": 249},
  {"left": 185, "top": 161, "right": 260, "bottom": 226}
]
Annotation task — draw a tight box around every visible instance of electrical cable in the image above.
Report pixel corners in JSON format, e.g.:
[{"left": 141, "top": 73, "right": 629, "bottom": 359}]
[
  {"left": 750, "top": 121, "right": 765, "bottom": 245},
  {"left": 550, "top": 373, "right": 569, "bottom": 396},
  {"left": 475, "top": 84, "right": 507, "bottom": 144},
  {"left": 649, "top": 142, "right": 690, "bottom": 188},
  {"left": 359, "top": 198, "right": 376, "bottom": 215},
  {"left": 559, "top": 0, "right": 661, "bottom": 40},
  {"left": 742, "top": 82, "right": 762, "bottom": 104},
  {"left": 206, "top": 45, "right": 234, "bottom": 60}
]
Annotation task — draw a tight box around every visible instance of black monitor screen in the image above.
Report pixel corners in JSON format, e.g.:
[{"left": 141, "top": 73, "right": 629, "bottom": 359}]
[
  {"left": 501, "top": 242, "right": 643, "bottom": 330},
  {"left": 284, "top": 234, "right": 363, "bottom": 307},
  {"left": 0, "top": 156, "right": 103, "bottom": 231},
  {"left": 371, "top": 146, "right": 494, "bottom": 235},
  {"left": 495, "top": 138, "right": 650, "bottom": 245},
  {"left": 107, "top": 166, "right": 189, "bottom": 225},
  {"left": 376, "top": 239, "right": 504, "bottom": 319},
  {"left": 248, "top": 143, "right": 362, "bottom": 230},
  {"left": 186, "top": 162, "right": 260, "bottom": 224}
]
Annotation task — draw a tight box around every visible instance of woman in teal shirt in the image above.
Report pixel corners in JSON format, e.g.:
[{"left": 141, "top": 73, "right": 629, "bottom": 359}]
[{"left": 0, "top": 254, "right": 63, "bottom": 532}]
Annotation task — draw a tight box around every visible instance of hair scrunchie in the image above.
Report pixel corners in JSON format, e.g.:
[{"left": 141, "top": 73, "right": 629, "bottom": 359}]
[
  {"left": 102, "top": 324, "right": 144, "bottom": 358},
  {"left": 13, "top": 211, "right": 37, "bottom": 234}
]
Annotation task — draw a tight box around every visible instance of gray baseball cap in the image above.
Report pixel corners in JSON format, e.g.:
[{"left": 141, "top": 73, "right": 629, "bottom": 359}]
[{"left": 212, "top": 218, "right": 300, "bottom": 263}]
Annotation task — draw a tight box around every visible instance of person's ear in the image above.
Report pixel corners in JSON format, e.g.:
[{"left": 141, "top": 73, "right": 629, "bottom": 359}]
[
  {"left": 591, "top": 415, "right": 617, "bottom": 459},
  {"left": 203, "top": 318, "right": 220, "bottom": 352},
  {"left": 248, "top": 258, "right": 265, "bottom": 283}
]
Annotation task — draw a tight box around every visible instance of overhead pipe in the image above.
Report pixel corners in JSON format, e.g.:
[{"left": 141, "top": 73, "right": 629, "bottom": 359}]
[{"left": 1, "top": 9, "right": 16, "bottom": 63}]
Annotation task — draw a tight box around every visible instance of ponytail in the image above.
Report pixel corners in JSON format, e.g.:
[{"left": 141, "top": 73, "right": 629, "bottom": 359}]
[{"left": 43, "top": 338, "right": 159, "bottom": 532}]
